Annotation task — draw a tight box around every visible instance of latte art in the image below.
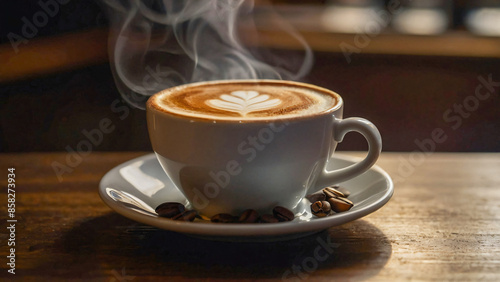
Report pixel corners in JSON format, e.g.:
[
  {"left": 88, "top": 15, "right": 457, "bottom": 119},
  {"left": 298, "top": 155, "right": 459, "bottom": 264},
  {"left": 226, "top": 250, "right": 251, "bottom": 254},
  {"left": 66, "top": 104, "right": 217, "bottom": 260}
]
[
  {"left": 206, "top": 91, "right": 281, "bottom": 116},
  {"left": 149, "top": 80, "right": 339, "bottom": 121}
]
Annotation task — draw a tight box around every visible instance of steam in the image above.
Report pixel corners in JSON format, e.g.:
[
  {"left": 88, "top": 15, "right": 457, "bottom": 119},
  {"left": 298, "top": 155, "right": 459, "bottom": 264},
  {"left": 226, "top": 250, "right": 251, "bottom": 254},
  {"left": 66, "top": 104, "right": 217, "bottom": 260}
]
[{"left": 101, "top": 0, "right": 313, "bottom": 109}]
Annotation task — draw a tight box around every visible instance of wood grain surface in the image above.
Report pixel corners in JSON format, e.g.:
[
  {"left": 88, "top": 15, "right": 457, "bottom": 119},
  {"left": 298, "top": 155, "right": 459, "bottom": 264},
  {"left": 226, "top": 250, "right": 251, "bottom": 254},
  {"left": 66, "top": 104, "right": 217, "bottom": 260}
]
[{"left": 1, "top": 152, "right": 499, "bottom": 281}]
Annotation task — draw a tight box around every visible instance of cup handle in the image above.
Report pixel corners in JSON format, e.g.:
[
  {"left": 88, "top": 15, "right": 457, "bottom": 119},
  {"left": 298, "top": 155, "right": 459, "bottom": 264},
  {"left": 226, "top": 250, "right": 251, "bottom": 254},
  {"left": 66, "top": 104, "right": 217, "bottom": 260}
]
[{"left": 315, "top": 117, "right": 382, "bottom": 188}]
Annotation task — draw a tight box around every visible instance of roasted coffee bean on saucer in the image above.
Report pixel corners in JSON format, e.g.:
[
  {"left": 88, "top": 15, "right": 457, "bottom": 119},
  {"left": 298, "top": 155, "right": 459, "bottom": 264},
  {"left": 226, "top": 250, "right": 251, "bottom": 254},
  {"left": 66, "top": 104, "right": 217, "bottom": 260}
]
[
  {"left": 327, "top": 197, "right": 353, "bottom": 213},
  {"left": 326, "top": 185, "right": 351, "bottom": 198},
  {"left": 305, "top": 190, "right": 326, "bottom": 203},
  {"left": 172, "top": 210, "right": 198, "bottom": 221},
  {"left": 311, "top": 201, "right": 332, "bottom": 217},
  {"left": 323, "top": 186, "right": 347, "bottom": 198},
  {"left": 309, "top": 186, "right": 354, "bottom": 218},
  {"left": 306, "top": 185, "right": 350, "bottom": 204},
  {"left": 155, "top": 202, "right": 185, "bottom": 218},
  {"left": 238, "top": 209, "right": 259, "bottom": 223},
  {"left": 156, "top": 203, "right": 296, "bottom": 223},
  {"left": 211, "top": 213, "right": 237, "bottom": 223},
  {"left": 273, "top": 206, "right": 295, "bottom": 222}
]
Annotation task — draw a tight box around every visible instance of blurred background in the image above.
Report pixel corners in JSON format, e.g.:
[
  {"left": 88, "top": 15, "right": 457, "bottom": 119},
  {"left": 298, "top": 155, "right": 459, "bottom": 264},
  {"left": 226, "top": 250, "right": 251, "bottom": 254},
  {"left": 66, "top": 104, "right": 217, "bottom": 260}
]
[{"left": 1, "top": 0, "right": 499, "bottom": 153}]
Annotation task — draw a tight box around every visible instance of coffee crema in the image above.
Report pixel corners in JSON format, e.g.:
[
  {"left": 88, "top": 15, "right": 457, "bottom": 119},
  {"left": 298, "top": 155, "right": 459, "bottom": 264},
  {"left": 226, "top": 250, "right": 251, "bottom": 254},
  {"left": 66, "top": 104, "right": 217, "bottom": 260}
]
[{"left": 149, "top": 80, "right": 339, "bottom": 121}]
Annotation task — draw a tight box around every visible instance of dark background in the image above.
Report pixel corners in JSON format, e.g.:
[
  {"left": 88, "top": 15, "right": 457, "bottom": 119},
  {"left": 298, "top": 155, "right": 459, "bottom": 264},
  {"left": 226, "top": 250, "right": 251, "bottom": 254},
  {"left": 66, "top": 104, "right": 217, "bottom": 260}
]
[{"left": 1, "top": 0, "right": 499, "bottom": 152}]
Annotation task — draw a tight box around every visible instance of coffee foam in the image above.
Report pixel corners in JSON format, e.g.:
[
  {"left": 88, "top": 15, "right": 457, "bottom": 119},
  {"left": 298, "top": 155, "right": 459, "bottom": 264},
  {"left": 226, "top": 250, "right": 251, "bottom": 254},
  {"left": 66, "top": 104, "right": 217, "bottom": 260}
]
[{"left": 149, "top": 81, "right": 338, "bottom": 121}]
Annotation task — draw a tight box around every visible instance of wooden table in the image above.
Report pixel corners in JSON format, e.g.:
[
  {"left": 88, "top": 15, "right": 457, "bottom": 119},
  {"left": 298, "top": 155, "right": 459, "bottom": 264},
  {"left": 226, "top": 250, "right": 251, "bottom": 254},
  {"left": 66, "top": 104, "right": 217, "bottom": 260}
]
[{"left": 1, "top": 152, "right": 499, "bottom": 281}]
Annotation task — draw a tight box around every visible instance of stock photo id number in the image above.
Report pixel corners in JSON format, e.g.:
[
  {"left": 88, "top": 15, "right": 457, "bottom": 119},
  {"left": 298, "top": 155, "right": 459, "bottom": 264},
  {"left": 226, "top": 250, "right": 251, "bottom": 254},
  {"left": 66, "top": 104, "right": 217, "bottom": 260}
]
[{"left": 7, "top": 168, "right": 17, "bottom": 275}]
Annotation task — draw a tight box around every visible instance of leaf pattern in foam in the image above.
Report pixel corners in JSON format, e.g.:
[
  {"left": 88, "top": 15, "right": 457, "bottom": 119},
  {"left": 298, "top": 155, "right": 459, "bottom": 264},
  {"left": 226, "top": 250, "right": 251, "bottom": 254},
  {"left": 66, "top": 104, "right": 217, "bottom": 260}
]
[{"left": 206, "top": 90, "right": 281, "bottom": 116}]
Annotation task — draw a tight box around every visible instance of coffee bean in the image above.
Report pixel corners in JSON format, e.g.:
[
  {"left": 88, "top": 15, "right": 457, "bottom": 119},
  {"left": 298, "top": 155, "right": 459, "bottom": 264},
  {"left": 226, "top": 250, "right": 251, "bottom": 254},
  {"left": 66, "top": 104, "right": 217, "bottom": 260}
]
[
  {"left": 211, "top": 213, "right": 237, "bottom": 223},
  {"left": 155, "top": 202, "right": 185, "bottom": 218},
  {"left": 323, "top": 190, "right": 336, "bottom": 200},
  {"left": 311, "top": 201, "right": 331, "bottom": 217},
  {"left": 238, "top": 209, "right": 259, "bottom": 223},
  {"left": 273, "top": 206, "right": 295, "bottom": 222},
  {"left": 323, "top": 186, "right": 346, "bottom": 199},
  {"left": 305, "top": 190, "right": 326, "bottom": 203},
  {"left": 172, "top": 210, "right": 197, "bottom": 221},
  {"left": 260, "top": 214, "right": 279, "bottom": 223},
  {"left": 327, "top": 197, "right": 353, "bottom": 213}
]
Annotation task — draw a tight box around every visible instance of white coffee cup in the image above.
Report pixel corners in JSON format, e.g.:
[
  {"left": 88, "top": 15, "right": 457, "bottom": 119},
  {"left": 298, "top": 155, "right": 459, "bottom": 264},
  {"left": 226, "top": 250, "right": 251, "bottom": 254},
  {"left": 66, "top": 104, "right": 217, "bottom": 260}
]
[{"left": 146, "top": 80, "right": 381, "bottom": 217}]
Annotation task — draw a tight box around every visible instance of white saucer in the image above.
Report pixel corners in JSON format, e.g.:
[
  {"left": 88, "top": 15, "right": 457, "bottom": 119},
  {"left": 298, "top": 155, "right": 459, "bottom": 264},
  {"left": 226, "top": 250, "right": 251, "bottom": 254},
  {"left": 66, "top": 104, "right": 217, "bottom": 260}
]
[{"left": 99, "top": 153, "right": 393, "bottom": 241}]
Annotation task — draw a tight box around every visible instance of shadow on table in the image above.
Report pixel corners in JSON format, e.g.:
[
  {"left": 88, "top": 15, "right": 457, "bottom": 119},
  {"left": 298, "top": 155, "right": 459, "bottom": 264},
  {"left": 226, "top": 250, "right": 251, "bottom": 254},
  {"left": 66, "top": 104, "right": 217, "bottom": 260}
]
[{"left": 42, "top": 213, "right": 392, "bottom": 280}]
